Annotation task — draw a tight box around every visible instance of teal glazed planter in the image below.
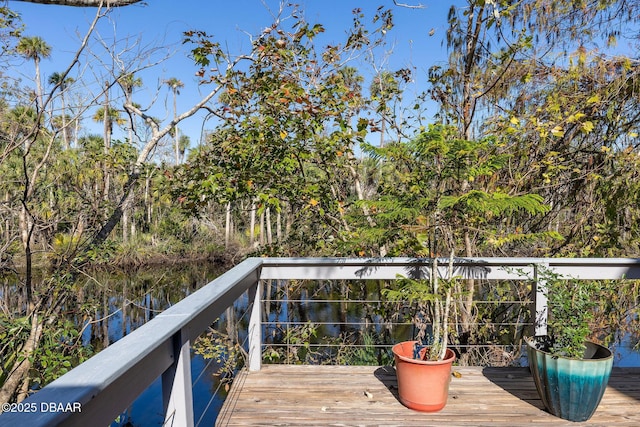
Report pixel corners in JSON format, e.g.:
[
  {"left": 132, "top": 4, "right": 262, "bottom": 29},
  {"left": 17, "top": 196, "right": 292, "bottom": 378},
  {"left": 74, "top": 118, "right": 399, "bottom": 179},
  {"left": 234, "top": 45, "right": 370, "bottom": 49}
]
[{"left": 526, "top": 338, "right": 613, "bottom": 422}]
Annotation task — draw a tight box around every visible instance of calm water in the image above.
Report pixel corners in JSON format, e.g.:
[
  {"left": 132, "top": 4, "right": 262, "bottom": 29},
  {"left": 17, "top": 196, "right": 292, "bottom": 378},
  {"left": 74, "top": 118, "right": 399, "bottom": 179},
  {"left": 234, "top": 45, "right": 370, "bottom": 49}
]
[
  {"left": 260, "top": 279, "right": 640, "bottom": 368},
  {"left": 71, "top": 262, "right": 227, "bottom": 427}
]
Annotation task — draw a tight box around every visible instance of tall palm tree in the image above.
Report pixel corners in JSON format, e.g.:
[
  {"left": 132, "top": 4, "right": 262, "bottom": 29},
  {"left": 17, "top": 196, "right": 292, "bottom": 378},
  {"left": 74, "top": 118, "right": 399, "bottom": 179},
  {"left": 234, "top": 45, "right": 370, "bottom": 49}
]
[
  {"left": 92, "top": 105, "right": 125, "bottom": 206},
  {"left": 17, "top": 36, "right": 51, "bottom": 111},
  {"left": 117, "top": 73, "right": 143, "bottom": 243},
  {"left": 48, "top": 72, "right": 75, "bottom": 149},
  {"left": 92, "top": 106, "right": 125, "bottom": 145},
  {"left": 178, "top": 134, "right": 190, "bottom": 163},
  {"left": 164, "top": 77, "right": 184, "bottom": 164},
  {"left": 118, "top": 72, "right": 143, "bottom": 102}
]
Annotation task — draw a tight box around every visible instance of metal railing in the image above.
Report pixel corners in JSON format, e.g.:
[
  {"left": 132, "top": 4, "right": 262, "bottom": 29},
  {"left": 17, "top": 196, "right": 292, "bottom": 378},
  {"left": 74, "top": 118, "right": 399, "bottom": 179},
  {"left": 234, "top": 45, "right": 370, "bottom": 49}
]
[{"left": 2, "top": 257, "right": 639, "bottom": 426}]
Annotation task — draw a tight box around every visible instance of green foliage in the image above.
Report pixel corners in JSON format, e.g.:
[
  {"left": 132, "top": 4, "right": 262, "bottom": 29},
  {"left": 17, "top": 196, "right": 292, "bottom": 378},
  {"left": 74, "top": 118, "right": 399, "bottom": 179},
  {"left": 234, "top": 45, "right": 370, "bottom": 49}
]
[
  {"left": 0, "top": 0, "right": 639, "bottom": 400},
  {"left": 193, "top": 326, "right": 244, "bottom": 386},
  {"left": 545, "top": 277, "right": 600, "bottom": 359},
  {"left": 355, "top": 124, "right": 550, "bottom": 256},
  {"left": 335, "top": 333, "right": 394, "bottom": 366},
  {"left": 524, "top": 267, "right": 604, "bottom": 359},
  {"left": 173, "top": 4, "right": 397, "bottom": 255},
  {"left": 16, "top": 35, "right": 50, "bottom": 61},
  {"left": 33, "top": 318, "right": 92, "bottom": 386},
  {"left": 0, "top": 6, "right": 23, "bottom": 43},
  {"left": 263, "top": 322, "right": 319, "bottom": 364},
  {"left": 0, "top": 316, "right": 31, "bottom": 385},
  {"left": 439, "top": 192, "right": 548, "bottom": 217},
  {"left": 79, "top": 240, "right": 117, "bottom": 264},
  {"left": 48, "top": 233, "right": 81, "bottom": 263},
  {"left": 383, "top": 255, "right": 458, "bottom": 361}
]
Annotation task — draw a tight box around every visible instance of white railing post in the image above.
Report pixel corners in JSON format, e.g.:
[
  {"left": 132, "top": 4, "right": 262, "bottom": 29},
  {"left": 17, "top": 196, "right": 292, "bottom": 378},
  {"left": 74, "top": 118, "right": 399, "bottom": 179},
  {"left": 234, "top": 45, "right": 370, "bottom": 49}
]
[
  {"left": 533, "top": 263, "right": 549, "bottom": 336},
  {"left": 162, "top": 332, "right": 194, "bottom": 427},
  {"left": 248, "top": 280, "right": 263, "bottom": 371}
]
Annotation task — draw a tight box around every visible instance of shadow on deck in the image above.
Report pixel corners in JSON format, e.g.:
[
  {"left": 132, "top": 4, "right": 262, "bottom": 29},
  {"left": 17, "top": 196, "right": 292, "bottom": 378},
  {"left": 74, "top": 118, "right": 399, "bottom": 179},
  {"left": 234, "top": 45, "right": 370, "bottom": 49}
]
[{"left": 216, "top": 365, "right": 640, "bottom": 426}]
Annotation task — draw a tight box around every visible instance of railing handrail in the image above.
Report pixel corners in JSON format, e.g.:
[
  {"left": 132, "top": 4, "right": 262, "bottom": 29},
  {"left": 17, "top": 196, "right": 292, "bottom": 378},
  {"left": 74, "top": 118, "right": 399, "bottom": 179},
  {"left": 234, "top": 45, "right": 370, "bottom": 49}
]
[
  {"left": 264, "top": 256, "right": 640, "bottom": 265},
  {"left": 0, "top": 257, "right": 262, "bottom": 427},
  {"left": 2, "top": 257, "right": 639, "bottom": 426},
  {"left": 260, "top": 257, "right": 640, "bottom": 280}
]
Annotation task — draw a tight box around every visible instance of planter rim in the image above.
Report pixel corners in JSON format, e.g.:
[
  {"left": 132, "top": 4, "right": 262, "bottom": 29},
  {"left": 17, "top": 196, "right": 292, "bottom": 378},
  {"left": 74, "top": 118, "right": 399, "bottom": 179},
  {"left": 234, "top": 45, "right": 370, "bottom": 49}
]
[
  {"left": 525, "top": 337, "right": 613, "bottom": 361},
  {"left": 392, "top": 340, "right": 456, "bottom": 365}
]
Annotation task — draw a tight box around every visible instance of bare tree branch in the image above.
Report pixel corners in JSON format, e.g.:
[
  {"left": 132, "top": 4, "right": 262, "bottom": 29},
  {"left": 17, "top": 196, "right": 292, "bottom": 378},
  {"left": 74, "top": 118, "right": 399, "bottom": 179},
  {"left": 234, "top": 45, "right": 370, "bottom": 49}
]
[
  {"left": 392, "top": 0, "right": 425, "bottom": 9},
  {"left": 13, "top": 0, "right": 142, "bottom": 7}
]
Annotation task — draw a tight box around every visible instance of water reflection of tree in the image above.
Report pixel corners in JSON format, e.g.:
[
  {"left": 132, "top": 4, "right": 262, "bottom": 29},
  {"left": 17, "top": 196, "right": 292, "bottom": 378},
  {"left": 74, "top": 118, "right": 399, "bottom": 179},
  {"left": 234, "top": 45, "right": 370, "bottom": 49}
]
[
  {"left": 62, "top": 262, "right": 222, "bottom": 352},
  {"left": 265, "top": 274, "right": 640, "bottom": 367},
  {"left": 262, "top": 278, "right": 401, "bottom": 365},
  {"left": 0, "top": 265, "right": 225, "bottom": 394},
  {"left": 258, "top": 274, "right": 550, "bottom": 367}
]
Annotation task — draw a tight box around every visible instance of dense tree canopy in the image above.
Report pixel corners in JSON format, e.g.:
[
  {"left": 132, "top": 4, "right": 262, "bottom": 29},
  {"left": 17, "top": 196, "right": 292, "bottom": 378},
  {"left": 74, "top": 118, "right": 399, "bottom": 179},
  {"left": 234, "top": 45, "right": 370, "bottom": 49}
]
[{"left": 0, "top": 0, "right": 639, "bottom": 406}]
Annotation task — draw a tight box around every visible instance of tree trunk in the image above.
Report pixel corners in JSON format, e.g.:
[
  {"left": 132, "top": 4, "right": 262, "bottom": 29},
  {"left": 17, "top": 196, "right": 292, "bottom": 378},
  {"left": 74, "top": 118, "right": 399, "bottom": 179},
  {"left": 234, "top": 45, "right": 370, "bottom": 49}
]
[
  {"left": 34, "top": 57, "right": 43, "bottom": 113},
  {"left": 130, "top": 211, "right": 136, "bottom": 238},
  {"left": 462, "top": 230, "right": 475, "bottom": 331},
  {"left": 102, "top": 81, "right": 111, "bottom": 207},
  {"left": 73, "top": 113, "right": 80, "bottom": 148},
  {"left": 18, "top": 205, "right": 34, "bottom": 312},
  {"left": 266, "top": 206, "right": 273, "bottom": 245},
  {"left": 173, "top": 90, "right": 180, "bottom": 165},
  {"left": 276, "top": 210, "right": 282, "bottom": 242},
  {"left": 3, "top": 192, "right": 9, "bottom": 244},
  {"left": 379, "top": 113, "right": 386, "bottom": 148},
  {"left": 90, "top": 168, "right": 139, "bottom": 248},
  {"left": 86, "top": 69, "right": 226, "bottom": 251},
  {"left": 0, "top": 314, "right": 44, "bottom": 405},
  {"left": 259, "top": 210, "right": 265, "bottom": 246},
  {"left": 347, "top": 163, "right": 387, "bottom": 257},
  {"left": 250, "top": 202, "right": 256, "bottom": 247},
  {"left": 144, "top": 170, "right": 152, "bottom": 227},
  {"left": 60, "top": 90, "right": 70, "bottom": 149},
  {"left": 122, "top": 205, "right": 129, "bottom": 243},
  {"left": 15, "top": 0, "right": 143, "bottom": 6},
  {"left": 285, "top": 210, "right": 292, "bottom": 237},
  {"left": 225, "top": 202, "right": 231, "bottom": 249}
]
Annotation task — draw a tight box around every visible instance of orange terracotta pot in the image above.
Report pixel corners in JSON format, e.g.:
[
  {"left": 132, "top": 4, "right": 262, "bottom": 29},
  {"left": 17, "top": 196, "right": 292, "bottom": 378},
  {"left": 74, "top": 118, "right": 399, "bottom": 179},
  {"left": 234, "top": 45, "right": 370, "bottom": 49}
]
[{"left": 392, "top": 341, "right": 456, "bottom": 412}]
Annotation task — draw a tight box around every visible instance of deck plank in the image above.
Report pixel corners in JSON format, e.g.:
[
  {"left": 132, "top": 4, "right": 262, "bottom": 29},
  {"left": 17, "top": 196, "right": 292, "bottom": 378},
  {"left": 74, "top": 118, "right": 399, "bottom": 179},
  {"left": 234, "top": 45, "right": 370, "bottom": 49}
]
[{"left": 216, "top": 365, "right": 640, "bottom": 426}]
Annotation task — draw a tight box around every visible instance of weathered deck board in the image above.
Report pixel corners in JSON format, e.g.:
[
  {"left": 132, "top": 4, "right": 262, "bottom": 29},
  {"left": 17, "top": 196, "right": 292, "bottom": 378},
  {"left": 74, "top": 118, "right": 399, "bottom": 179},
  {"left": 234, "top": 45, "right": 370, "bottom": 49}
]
[{"left": 215, "top": 365, "right": 640, "bottom": 426}]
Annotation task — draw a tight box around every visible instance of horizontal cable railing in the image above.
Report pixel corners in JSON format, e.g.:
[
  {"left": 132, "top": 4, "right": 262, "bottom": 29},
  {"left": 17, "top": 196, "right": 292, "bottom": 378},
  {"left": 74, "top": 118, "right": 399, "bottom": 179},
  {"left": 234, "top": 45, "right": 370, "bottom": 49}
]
[
  {"left": 260, "top": 276, "right": 531, "bottom": 367},
  {"left": 2, "top": 257, "right": 639, "bottom": 426}
]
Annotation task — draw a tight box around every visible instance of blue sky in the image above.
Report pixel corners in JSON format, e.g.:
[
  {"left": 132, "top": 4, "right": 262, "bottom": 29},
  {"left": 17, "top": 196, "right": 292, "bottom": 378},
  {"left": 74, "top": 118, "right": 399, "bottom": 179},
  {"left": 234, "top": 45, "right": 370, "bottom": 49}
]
[{"left": 9, "top": 0, "right": 456, "bottom": 150}]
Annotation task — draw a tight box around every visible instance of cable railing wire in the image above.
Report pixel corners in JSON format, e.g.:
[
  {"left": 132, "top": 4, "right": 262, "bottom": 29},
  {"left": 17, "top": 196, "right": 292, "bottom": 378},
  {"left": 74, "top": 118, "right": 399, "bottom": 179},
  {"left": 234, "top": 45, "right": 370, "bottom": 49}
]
[{"left": 194, "top": 291, "right": 254, "bottom": 427}]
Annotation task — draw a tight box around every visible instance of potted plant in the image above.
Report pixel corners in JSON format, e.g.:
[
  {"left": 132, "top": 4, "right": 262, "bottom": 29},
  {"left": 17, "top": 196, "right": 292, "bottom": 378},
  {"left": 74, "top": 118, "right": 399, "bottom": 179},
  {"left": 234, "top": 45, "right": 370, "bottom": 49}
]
[
  {"left": 384, "top": 252, "right": 457, "bottom": 412},
  {"left": 525, "top": 268, "right": 613, "bottom": 422}
]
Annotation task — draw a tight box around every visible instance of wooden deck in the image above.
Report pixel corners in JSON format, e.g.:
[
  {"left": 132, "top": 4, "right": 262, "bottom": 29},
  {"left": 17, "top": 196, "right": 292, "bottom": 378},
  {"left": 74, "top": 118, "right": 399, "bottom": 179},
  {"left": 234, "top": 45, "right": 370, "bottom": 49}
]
[{"left": 216, "top": 365, "right": 640, "bottom": 426}]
